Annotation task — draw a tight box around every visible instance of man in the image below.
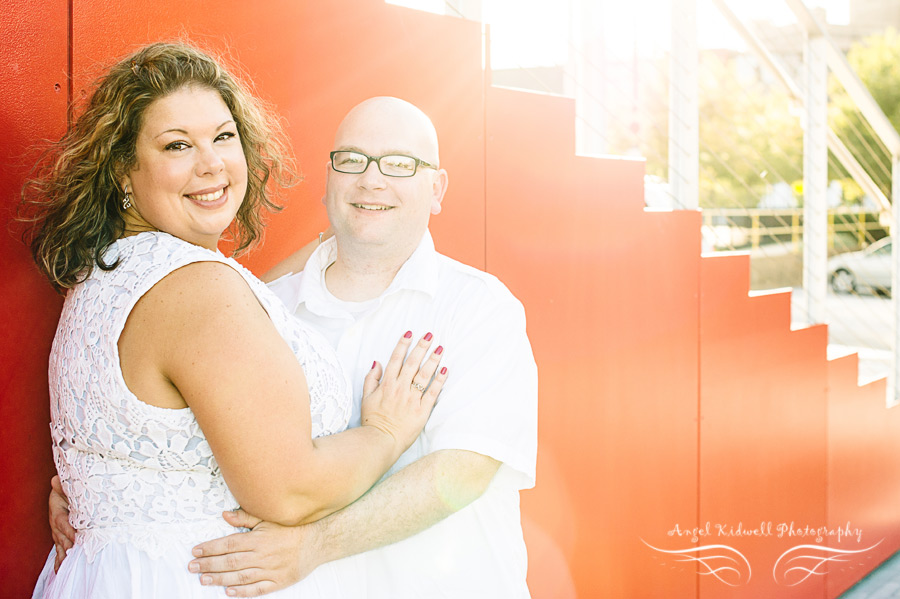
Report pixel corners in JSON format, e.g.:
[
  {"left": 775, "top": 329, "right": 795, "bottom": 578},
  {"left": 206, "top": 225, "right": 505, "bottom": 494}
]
[{"left": 50, "top": 97, "right": 537, "bottom": 597}]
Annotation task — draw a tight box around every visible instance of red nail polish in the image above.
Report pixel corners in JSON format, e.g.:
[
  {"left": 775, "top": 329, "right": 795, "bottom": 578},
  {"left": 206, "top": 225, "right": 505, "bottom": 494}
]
[
  {"left": 424, "top": 332, "right": 433, "bottom": 342},
  {"left": 440, "top": 367, "right": 447, "bottom": 375},
  {"left": 404, "top": 331, "right": 412, "bottom": 339},
  {"left": 371, "top": 361, "right": 377, "bottom": 369},
  {"left": 435, "top": 345, "right": 443, "bottom": 355}
]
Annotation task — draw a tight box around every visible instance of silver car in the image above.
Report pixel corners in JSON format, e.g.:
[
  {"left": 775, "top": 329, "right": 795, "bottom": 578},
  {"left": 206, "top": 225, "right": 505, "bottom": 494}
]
[{"left": 828, "top": 237, "right": 892, "bottom": 295}]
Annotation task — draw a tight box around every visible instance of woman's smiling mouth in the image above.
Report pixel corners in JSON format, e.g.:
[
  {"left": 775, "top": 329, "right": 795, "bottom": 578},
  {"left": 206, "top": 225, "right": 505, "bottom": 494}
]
[{"left": 186, "top": 187, "right": 226, "bottom": 202}]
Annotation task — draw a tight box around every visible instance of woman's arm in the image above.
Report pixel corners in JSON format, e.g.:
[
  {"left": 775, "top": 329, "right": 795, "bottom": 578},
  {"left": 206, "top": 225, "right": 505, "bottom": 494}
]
[
  {"left": 122, "top": 261, "right": 445, "bottom": 526},
  {"left": 187, "top": 450, "right": 499, "bottom": 596}
]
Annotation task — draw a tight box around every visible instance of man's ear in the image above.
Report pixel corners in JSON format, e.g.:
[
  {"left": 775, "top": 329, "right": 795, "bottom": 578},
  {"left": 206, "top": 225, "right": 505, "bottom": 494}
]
[
  {"left": 430, "top": 169, "right": 449, "bottom": 215},
  {"left": 323, "top": 160, "right": 332, "bottom": 205}
]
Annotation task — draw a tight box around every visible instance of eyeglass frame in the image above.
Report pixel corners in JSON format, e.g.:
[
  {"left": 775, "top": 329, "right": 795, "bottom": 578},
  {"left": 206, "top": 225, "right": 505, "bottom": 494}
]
[{"left": 329, "top": 150, "right": 438, "bottom": 178}]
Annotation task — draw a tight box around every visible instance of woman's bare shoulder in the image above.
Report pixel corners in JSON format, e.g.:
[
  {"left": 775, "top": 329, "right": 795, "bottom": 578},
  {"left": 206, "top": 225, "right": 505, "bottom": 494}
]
[{"left": 126, "top": 260, "right": 270, "bottom": 361}]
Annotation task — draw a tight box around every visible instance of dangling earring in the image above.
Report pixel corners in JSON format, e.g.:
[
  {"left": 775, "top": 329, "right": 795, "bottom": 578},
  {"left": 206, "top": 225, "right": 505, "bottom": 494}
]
[{"left": 123, "top": 185, "right": 133, "bottom": 210}]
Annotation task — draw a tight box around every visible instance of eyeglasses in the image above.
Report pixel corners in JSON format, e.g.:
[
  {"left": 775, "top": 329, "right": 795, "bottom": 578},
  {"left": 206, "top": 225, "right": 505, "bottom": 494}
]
[{"left": 330, "top": 151, "right": 438, "bottom": 178}]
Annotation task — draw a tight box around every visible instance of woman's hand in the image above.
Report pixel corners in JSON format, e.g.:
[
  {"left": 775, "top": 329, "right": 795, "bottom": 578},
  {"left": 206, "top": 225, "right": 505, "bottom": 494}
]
[
  {"left": 49, "top": 475, "right": 75, "bottom": 572},
  {"left": 361, "top": 332, "right": 448, "bottom": 456}
]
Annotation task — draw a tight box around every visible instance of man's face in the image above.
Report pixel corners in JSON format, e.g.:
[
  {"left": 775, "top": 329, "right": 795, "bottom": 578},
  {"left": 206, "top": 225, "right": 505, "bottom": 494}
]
[{"left": 324, "top": 99, "right": 447, "bottom": 251}]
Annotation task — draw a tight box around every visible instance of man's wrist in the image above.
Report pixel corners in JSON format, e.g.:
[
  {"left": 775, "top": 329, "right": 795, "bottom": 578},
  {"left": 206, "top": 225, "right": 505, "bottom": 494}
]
[{"left": 300, "top": 517, "right": 334, "bottom": 567}]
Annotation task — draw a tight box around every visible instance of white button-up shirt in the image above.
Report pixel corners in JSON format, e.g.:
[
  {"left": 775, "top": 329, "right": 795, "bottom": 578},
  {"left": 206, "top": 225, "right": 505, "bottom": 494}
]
[{"left": 268, "top": 231, "right": 538, "bottom": 598}]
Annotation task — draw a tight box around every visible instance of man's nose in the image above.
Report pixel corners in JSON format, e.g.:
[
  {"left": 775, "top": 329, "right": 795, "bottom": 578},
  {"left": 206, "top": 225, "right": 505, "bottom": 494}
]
[{"left": 357, "top": 157, "right": 387, "bottom": 188}]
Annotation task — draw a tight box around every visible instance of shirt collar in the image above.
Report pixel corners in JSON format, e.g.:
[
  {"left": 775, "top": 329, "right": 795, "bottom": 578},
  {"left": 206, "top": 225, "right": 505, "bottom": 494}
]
[
  {"left": 293, "top": 230, "right": 439, "bottom": 318},
  {"left": 383, "top": 230, "right": 439, "bottom": 298}
]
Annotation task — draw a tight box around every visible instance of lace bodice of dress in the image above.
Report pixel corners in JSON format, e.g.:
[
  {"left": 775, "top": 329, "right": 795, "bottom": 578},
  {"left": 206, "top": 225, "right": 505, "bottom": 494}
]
[{"left": 48, "top": 232, "right": 351, "bottom": 560}]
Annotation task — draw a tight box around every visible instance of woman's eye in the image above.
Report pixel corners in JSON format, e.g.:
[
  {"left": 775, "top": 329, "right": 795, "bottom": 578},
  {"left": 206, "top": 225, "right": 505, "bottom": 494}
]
[
  {"left": 164, "top": 141, "right": 189, "bottom": 151},
  {"left": 216, "top": 131, "right": 237, "bottom": 142}
]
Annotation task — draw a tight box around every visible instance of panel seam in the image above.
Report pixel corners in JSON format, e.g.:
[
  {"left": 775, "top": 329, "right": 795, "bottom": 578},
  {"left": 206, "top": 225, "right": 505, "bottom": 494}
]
[{"left": 66, "top": 0, "right": 73, "bottom": 126}]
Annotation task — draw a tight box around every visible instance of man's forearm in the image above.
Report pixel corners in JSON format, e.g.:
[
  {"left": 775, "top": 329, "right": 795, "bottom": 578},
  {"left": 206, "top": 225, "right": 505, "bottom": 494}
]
[{"left": 311, "top": 448, "right": 500, "bottom": 564}]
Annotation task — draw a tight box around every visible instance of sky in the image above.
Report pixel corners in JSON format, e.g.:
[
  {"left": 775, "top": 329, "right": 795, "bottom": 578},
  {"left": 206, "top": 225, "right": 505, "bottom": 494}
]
[
  {"left": 698, "top": 0, "right": 849, "bottom": 50},
  {"left": 387, "top": 0, "right": 851, "bottom": 68}
]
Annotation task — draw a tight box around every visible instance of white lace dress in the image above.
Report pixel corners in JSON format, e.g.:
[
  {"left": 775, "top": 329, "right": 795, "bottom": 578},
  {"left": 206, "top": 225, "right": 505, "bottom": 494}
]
[{"left": 33, "top": 232, "right": 356, "bottom": 598}]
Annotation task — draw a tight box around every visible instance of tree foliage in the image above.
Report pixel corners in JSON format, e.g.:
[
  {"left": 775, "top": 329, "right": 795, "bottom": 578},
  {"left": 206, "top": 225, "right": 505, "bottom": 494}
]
[
  {"left": 608, "top": 49, "right": 803, "bottom": 208},
  {"left": 696, "top": 51, "right": 802, "bottom": 208},
  {"left": 830, "top": 27, "right": 900, "bottom": 202},
  {"left": 610, "top": 28, "right": 900, "bottom": 210}
]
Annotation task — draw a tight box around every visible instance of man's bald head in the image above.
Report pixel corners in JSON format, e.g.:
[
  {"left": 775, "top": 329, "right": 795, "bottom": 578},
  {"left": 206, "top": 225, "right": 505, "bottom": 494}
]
[{"left": 334, "top": 97, "right": 440, "bottom": 166}]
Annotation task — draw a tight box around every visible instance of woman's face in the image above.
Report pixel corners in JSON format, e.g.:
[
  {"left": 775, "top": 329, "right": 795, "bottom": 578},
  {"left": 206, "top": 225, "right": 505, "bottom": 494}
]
[{"left": 122, "top": 85, "right": 248, "bottom": 250}]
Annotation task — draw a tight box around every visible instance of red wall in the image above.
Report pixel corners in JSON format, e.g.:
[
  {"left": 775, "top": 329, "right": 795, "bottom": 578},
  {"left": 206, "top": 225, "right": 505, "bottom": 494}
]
[
  {"left": 1, "top": 0, "right": 68, "bottom": 589},
  {"left": 486, "top": 87, "right": 700, "bottom": 598},
  {"left": 3, "top": 1, "right": 900, "bottom": 597}
]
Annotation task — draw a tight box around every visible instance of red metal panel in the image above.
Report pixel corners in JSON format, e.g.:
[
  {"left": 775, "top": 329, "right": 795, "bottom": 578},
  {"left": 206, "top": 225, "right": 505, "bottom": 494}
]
[
  {"left": 826, "top": 358, "right": 900, "bottom": 598},
  {"left": 70, "top": 0, "right": 486, "bottom": 272},
  {"left": 700, "top": 254, "right": 829, "bottom": 598},
  {"left": 0, "top": 0, "right": 68, "bottom": 594},
  {"left": 486, "top": 86, "right": 700, "bottom": 598}
]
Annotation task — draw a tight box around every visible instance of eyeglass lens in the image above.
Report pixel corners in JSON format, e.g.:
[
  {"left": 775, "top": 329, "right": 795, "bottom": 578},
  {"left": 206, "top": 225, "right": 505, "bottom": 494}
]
[{"left": 332, "top": 151, "right": 418, "bottom": 177}]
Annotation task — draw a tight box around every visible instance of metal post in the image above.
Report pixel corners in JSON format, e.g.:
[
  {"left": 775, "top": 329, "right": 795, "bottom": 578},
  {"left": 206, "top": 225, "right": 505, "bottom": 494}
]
[
  {"left": 669, "top": 0, "right": 699, "bottom": 210},
  {"left": 792, "top": 213, "right": 801, "bottom": 248},
  {"left": 569, "top": 0, "right": 607, "bottom": 156},
  {"left": 752, "top": 213, "right": 760, "bottom": 250},
  {"left": 443, "top": 0, "right": 481, "bottom": 20},
  {"left": 802, "top": 32, "right": 828, "bottom": 325},
  {"left": 828, "top": 212, "right": 835, "bottom": 250},
  {"left": 892, "top": 156, "right": 900, "bottom": 405},
  {"left": 858, "top": 214, "right": 865, "bottom": 248}
]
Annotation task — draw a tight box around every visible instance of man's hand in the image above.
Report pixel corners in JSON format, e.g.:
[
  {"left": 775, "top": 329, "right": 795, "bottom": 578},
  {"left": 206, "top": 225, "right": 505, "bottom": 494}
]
[
  {"left": 188, "top": 450, "right": 499, "bottom": 596},
  {"left": 49, "top": 475, "right": 75, "bottom": 572},
  {"left": 189, "top": 509, "right": 323, "bottom": 597}
]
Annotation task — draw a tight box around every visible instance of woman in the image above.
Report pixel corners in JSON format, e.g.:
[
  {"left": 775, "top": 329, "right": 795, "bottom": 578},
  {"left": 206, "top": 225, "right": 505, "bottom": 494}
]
[{"left": 23, "top": 42, "right": 446, "bottom": 598}]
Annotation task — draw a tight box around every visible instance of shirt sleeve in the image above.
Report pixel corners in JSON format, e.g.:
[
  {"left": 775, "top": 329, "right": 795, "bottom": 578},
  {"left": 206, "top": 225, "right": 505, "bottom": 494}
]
[
  {"left": 423, "top": 282, "right": 538, "bottom": 491},
  {"left": 265, "top": 271, "right": 304, "bottom": 307}
]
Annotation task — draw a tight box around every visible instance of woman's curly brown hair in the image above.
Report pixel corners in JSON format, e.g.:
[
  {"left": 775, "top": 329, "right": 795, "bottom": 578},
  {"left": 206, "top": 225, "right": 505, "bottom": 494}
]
[{"left": 20, "top": 41, "right": 294, "bottom": 290}]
